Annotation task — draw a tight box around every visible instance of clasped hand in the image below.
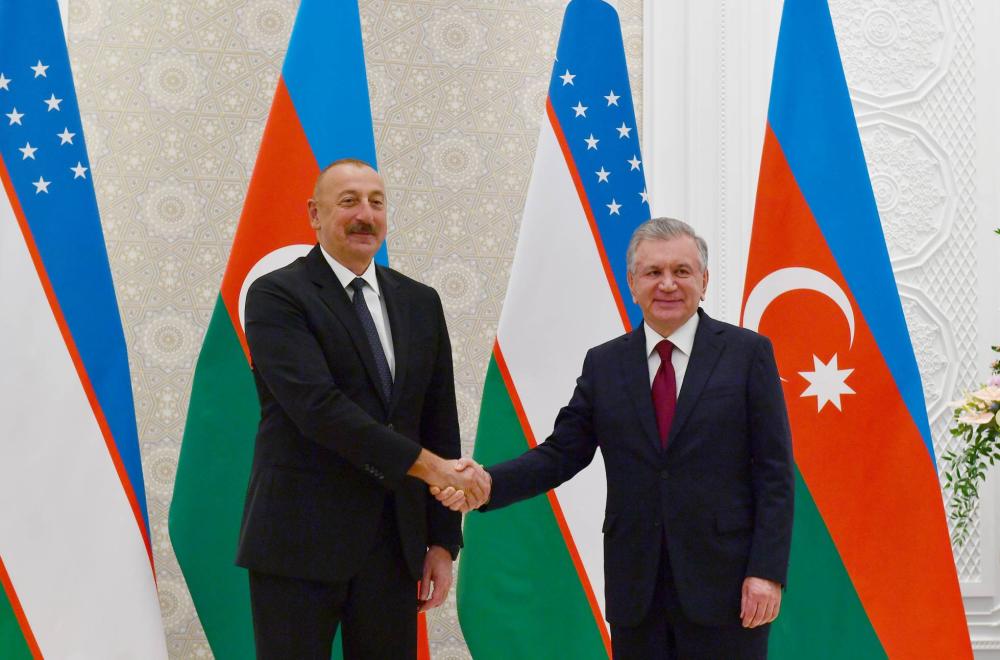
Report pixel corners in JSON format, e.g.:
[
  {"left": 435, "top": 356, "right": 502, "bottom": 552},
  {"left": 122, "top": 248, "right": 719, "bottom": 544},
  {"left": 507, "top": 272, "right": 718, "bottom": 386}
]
[{"left": 429, "top": 458, "right": 491, "bottom": 512}]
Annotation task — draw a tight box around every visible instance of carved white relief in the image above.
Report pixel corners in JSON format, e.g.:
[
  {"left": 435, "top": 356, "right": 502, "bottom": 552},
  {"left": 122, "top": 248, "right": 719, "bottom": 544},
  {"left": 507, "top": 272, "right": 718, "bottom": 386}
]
[
  {"left": 897, "top": 285, "right": 956, "bottom": 421},
  {"left": 830, "top": 0, "right": 951, "bottom": 105},
  {"left": 857, "top": 115, "right": 954, "bottom": 269}
]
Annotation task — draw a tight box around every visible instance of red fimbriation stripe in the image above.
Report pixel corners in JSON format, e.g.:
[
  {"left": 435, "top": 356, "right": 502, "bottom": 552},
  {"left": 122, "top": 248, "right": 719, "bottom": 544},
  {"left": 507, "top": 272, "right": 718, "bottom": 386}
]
[
  {"left": 545, "top": 97, "right": 631, "bottom": 333},
  {"left": 0, "top": 554, "right": 44, "bottom": 658},
  {"left": 493, "top": 341, "right": 613, "bottom": 656},
  {"left": 0, "top": 157, "right": 155, "bottom": 573}
]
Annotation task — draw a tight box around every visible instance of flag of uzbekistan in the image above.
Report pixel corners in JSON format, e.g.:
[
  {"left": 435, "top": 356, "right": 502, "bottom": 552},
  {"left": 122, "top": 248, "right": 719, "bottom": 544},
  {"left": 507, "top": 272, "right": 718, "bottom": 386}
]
[
  {"left": 743, "top": 1, "right": 971, "bottom": 657},
  {"left": 0, "top": 2, "right": 167, "bottom": 658},
  {"left": 168, "top": 1, "right": 432, "bottom": 658},
  {"left": 457, "top": 1, "right": 648, "bottom": 657}
]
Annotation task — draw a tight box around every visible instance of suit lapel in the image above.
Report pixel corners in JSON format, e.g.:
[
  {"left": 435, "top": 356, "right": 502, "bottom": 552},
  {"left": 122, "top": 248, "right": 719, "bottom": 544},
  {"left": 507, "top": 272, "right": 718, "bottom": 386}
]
[
  {"left": 305, "top": 246, "right": 391, "bottom": 410},
  {"left": 668, "top": 309, "right": 725, "bottom": 447},
  {"left": 378, "top": 266, "right": 409, "bottom": 415},
  {"left": 621, "top": 325, "right": 662, "bottom": 454}
]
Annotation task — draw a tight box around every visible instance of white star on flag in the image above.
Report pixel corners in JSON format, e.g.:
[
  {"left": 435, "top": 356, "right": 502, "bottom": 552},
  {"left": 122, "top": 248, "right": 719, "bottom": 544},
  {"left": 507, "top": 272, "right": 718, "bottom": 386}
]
[
  {"left": 0, "top": 73, "right": 10, "bottom": 90},
  {"left": 584, "top": 134, "right": 599, "bottom": 150},
  {"left": 560, "top": 69, "right": 576, "bottom": 86},
  {"left": 606, "top": 199, "right": 621, "bottom": 215},
  {"left": 799, "top": 353, "right": 855, "bottom": 412},
  {"left": 572, "top": 101, "right": 588, "bottom": 117},
  {"left": 627, "top": 155, "right": 641, "bottom": 171},
  {"left": 595, "top": 166, "right": 610, "bottom": 183},
  {"left": 31, "top": 60, "right": 49, "bottom": 78},
  {"left": 71, "top": 162, "right": 89, "bottom": 179},
  {"left": 58, "top": 127, "right": 76, "bottom": 144},
  {"left": 33, "top": 176, "right": 50, "bottom": 194},
  {"left": 616, "top": 122, "right": 632, "bottom": 138},
  {"left": 604, "top": 90, "right": 619, "bottom": 106},
  {"left": 6, "top": 107, "right": 24, "bottom": 125},
  {"left": 19, "top": 142, "right": 37, "bottom": 160},
  {"left": 640, "top": 189, "right": 649, "bottom": 204},
  {"left": 44, "top": 93, "right": 62, "bottom": 111}
]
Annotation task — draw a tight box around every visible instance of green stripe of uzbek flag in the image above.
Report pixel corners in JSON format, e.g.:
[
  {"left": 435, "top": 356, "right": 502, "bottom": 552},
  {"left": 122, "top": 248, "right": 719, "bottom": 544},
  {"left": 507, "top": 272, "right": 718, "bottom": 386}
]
[{"left": 458, "top": 358, "right": 607, "bottom": 659}]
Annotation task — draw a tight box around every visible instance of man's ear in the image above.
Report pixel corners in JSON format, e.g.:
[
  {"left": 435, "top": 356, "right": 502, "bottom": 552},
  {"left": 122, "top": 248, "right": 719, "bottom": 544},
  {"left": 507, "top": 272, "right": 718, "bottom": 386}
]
[
  {"left": 626, "top": 269, "right": 637, "bottom": 303},
  {"left": 307, "top": 199, "right": 319, "bottom": 229}
]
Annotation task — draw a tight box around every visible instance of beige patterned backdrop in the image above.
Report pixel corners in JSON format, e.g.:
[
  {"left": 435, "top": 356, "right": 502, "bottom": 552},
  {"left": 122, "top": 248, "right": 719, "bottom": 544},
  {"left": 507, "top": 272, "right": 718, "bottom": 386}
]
[{"left": 64, "top": 0, "right": 643, "bottom": 656}]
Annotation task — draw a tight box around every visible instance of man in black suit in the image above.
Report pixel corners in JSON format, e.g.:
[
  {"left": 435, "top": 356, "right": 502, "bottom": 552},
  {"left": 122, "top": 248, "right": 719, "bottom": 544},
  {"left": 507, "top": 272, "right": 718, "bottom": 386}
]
[
  {"left": 236, "top": 158, "right": 489, "bottom": 659},
  {"left": 438, "top": 217, "right": 794, "bottom": 659}
]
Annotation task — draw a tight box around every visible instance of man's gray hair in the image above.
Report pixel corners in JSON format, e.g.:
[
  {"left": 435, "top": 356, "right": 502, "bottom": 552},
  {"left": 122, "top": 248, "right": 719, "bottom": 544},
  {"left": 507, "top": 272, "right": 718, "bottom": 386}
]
[{"left": 626, "top": 217, "right": 708, "bottom": 273}]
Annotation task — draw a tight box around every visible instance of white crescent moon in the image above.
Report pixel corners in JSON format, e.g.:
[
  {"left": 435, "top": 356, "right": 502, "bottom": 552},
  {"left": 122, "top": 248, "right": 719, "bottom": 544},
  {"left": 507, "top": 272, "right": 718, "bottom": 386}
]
[
  {"left": 743, "top": 267, "right": 855, "bottom": 347},
  {"left": 238, "top": 244, "right": 314, "bottom": 333}
]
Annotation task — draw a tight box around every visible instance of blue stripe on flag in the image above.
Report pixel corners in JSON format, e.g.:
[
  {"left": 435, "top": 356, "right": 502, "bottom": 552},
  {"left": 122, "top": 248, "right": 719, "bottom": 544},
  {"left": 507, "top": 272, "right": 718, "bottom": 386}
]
[
  {"left": 0, "top": 0, "right": 150, "bottom": 522},
  {"left": 765, "top": 0, "right": 933, "bottom": 457},
  {"left": 547, "top": 0, "right": 649, "bottom": 326},
  {"left": 281, "top": 0, "right": 385, "bottom": 265}
]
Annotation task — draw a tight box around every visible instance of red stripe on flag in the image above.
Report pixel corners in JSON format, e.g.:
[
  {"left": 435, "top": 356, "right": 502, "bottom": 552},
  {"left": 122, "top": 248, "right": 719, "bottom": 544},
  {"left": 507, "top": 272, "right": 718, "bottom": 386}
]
[
  {"left": 0, "top": 556, "right": 41, "bottom": 659},
  {"left": 219, "top": 77, "right": 320, "bottom": 361},
  {"left": 0, "top": 157, "right": 155, "bottom": 574},
  {"left": 546, "top": 98, "right": 631, "bottom": 333},
  {"left": 744, "top": 126, "right": 970, "bottom": 658},
  {"left": 492, "top": 341, "right": 613, "bottom": 656}
]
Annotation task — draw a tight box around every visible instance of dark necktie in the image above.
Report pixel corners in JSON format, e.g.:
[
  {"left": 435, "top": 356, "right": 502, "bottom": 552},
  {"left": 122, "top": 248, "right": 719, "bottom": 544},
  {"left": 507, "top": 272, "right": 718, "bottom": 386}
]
[
  {"left": 651, "top": 340, "right": 677, "bottom": 448},
  {"left": 350, "top": 278, "right": 393, "bottom": 401}
]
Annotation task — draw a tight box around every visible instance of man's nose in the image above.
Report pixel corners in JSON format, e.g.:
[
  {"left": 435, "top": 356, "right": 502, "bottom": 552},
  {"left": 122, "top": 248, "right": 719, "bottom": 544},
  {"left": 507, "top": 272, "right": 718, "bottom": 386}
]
[{"left": 657, "top": 275, "right": 676, "bottom": 290}]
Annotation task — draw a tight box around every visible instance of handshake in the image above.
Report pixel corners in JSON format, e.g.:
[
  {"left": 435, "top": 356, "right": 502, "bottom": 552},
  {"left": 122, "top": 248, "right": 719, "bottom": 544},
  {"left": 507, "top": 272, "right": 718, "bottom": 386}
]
[{"left": 409, "top": 450, "right": 491, "bottom": 513}]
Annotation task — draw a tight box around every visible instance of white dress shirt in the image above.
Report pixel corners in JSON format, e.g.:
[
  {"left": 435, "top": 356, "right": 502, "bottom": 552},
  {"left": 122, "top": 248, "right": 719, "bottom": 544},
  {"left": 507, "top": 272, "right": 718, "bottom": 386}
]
[
  {"left": 320, "top": 247, "right": 396, "bottom": 378},
  {"left": 643, "top": 311, "right": 700, "bottom": 397}
]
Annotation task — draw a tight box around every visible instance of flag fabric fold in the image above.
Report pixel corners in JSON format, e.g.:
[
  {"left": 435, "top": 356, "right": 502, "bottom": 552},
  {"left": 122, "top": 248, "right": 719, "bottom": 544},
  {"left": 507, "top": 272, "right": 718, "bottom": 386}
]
[
  {"left": 168, "top": 1, "right": 428, "bottom": 657},
  {"left": 0, "top": 2, "right": 166, "bottom": 657},
  {"left": 742, "top": 1, "right": 971, "bottom": 657},
  {"left": 457, "top": 1, "right": 648, "bottom": 657}
]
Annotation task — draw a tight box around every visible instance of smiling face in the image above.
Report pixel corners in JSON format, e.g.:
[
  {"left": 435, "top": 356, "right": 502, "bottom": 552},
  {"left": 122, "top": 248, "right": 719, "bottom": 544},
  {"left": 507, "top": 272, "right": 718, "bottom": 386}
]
[
  {"left": 308, "top": 162, "right": 387, "bottom": 274},
  {"left": 626, "top": 236, "right": 708, "bottom": 337}
]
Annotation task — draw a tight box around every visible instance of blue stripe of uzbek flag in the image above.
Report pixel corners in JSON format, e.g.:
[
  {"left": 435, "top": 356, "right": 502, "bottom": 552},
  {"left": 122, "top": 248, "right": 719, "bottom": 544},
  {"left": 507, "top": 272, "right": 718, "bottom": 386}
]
[
  {"left": 0, "top": 1, "right": 148, "bottom": 524},
  {"left": 766, "top": 0, "right": 933, "bottom": 457},
  {"left": 281, "top": 0, "right": 386, "bottom": 266},
  {"left": 547, "top": 0, "right": 648, "bottom": 323}
]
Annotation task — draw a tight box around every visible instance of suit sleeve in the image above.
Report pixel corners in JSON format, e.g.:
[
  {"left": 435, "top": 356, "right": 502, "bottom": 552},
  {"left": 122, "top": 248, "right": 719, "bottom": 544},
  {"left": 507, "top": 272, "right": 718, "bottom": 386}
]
[
  {"left": 420, "top": 291, "right": 464, "bottom": 549},
  {"left": 484, "top": 350, "right": 600, "bottom": 511},
  {"left": 245, "top": 276, "right": 422, "bottom": 488},
  {"left": 745, "top": 337, "right": 795, "bottom": 586}
]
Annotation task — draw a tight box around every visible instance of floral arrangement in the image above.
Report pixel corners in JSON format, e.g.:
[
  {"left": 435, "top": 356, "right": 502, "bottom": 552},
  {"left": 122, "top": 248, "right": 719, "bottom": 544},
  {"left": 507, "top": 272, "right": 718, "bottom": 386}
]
[{"left": 942, "top": 229, "right": 1000, "bottom": 545}]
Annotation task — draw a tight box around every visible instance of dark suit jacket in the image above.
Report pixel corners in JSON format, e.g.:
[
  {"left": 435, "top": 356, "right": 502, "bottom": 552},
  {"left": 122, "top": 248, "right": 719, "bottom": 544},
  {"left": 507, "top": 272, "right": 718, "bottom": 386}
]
[
  {"left": 236, "top": 245, "right": 462, "bottom": 583},
  {"left": 485, "top": 309, "right": 793, "bottom": 627}
]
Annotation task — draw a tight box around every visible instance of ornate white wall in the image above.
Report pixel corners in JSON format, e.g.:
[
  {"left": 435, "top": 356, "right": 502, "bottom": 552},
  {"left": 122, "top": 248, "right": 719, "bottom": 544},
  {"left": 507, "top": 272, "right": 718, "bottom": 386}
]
[{"left": 644, "top": 0, "right": 1000, "bottom": 655}]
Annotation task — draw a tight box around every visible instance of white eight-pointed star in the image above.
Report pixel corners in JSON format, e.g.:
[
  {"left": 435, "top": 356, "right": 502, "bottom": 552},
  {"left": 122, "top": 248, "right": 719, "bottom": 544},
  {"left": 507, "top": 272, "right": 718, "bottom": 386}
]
[{"left": 799, "top": 353, "right": 855, "bottom": 412}]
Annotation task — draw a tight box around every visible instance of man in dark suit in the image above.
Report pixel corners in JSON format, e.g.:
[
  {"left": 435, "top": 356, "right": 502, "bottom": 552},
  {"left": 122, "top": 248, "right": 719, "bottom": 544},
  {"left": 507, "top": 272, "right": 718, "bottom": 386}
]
[
  {"left": 236, "top": 158, "right": 489, "bottom": 659},
  {"left": 438, "top": 217, "right": 794, "bottom": 659}
]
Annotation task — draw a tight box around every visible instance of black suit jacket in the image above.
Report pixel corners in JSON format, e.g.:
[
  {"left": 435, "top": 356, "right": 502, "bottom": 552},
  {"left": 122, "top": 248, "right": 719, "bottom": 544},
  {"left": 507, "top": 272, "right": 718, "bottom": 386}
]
[
  {"left": 236, "top": 245, "right": 462, "bottom": 583},
  {"left": 485, "top": 309, "right": 793, "bottom": 627}
]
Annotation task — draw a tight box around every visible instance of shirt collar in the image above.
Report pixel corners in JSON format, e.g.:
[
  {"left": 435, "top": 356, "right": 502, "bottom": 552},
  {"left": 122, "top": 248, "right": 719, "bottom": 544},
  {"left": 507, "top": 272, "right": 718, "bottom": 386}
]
[
  {"left": 319, "top": 245, "right": 381, "bottom": 298},
  {"left": 643, "top": 310, "right": 700, "bottom": 358}
]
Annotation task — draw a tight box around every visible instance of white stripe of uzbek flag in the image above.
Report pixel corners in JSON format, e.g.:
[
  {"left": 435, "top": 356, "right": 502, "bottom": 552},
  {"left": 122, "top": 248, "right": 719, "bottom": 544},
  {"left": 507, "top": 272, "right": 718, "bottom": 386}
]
[
  {"left": 0, "top": 189, "right": 167, "bottom": 658},
  {"left": 496, "top": 110, "right": 626, "bottom": 626}
]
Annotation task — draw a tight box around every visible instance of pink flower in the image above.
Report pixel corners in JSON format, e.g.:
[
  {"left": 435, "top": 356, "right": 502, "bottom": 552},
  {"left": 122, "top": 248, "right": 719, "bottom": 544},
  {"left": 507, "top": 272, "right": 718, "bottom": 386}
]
[
  {"left": 972, "top": 386, "right": 1000, "bottom": 403},
  {"left": 990, "top": 375, "right": 1000, "bottom": 387},
  {"left": 958, "top": 410, "right": 995, "bottom": 425}
]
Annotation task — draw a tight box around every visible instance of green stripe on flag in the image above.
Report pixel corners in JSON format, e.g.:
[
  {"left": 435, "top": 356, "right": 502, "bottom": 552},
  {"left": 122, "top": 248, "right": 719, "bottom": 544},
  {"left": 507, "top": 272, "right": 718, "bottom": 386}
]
[
  {"left": 770, "top": 469, "right": 886, "bottom": 659},
  {"left": 458, "top": 358, "right": 608, "bottom": 659},
  {"left": 0, "top": 586, "right": 32, "bottom": 660},
  {"left": 169, "top": 296, "right": 258, "bottom": 659}
]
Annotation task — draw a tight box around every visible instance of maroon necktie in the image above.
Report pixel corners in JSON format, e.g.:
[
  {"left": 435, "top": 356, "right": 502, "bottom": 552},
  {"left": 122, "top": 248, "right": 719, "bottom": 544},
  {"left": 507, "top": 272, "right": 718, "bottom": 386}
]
[{"left": 651, "top": 340, "right": 677, "bottom": 448}]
